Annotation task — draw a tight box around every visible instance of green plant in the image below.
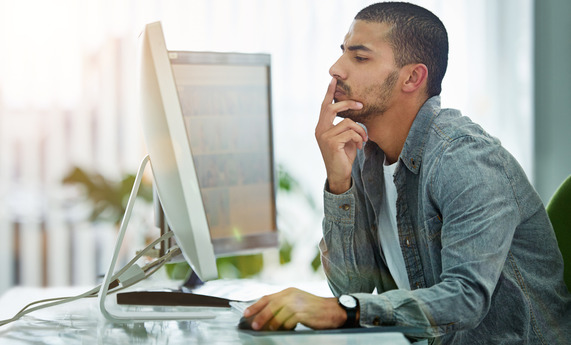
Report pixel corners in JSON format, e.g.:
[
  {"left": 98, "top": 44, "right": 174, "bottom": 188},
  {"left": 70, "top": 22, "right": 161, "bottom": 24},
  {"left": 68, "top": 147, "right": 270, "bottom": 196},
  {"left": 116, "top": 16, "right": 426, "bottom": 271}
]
[
  {"left": 278, "top": 164, "right": 322, "bottom": 272},
  {"left": 62, "top": 164, "right": 321, "bottom": 280},
  {"left": 63, "top": 167, "right": 153, "bottom": 225}
]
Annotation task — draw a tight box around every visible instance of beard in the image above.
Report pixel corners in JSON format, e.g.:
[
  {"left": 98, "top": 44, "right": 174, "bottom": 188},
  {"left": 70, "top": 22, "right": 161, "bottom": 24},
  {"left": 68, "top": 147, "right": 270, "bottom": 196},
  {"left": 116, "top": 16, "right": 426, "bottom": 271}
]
[{"left": 335, "top": 70, "right": 399, "bottom": 123}]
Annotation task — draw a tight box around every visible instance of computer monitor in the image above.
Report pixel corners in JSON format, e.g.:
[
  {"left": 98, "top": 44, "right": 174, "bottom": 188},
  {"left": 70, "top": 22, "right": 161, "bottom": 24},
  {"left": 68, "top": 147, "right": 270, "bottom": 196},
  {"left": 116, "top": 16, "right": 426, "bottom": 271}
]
[
  {"left": 141, "top": 21, "right": 278, "bottom": 281},
  {"left": 98, "top": 21, "right": 277, "bottom": 322}
]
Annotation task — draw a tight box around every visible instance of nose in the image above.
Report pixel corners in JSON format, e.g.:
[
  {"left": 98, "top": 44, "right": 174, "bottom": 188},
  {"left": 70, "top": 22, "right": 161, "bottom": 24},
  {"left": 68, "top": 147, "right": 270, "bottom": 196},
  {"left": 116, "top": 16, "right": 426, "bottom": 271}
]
[{"left": 329, "top": 56, "right": 346, "bottom": 80}]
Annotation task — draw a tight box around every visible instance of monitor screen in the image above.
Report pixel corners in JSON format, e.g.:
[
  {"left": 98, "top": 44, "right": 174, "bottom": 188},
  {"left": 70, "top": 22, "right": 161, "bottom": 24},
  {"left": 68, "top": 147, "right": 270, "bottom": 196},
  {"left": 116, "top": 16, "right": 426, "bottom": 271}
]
[
  {"left": 138, "top": 22, "right": 277, "bottom": 282},
  {"left": 169, "top": 51, "right": 278, "bottom": 256}
]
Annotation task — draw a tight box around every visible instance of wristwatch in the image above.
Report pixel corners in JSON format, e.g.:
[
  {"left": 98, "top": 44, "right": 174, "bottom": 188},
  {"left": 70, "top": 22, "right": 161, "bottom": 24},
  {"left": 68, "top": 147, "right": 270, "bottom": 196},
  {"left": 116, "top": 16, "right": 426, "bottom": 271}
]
[{"left": 338, "top": 294, "right": 360, "bottom": 328}]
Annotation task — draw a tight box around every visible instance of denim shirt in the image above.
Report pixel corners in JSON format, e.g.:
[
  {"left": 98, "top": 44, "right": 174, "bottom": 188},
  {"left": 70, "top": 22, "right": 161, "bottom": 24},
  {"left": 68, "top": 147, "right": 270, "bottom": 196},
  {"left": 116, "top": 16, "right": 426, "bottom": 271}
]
[{"left": 319, "top": 96, "right": 571, "bottom": 344}]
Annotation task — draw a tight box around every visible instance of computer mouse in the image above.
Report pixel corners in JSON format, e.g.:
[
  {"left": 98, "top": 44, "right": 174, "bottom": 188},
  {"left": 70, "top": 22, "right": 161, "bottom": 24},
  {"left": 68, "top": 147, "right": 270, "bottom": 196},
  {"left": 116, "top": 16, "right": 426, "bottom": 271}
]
[{"left": 238, "top": 315, "right": 256, "bottom": 330}]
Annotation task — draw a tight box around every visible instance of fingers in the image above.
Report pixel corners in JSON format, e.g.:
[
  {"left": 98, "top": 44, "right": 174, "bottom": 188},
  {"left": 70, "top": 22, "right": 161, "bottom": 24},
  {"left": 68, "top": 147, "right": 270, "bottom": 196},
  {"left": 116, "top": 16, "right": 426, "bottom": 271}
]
[
  {"left": 242, "top": 288, "right": 345, "bottom": 331},
  {"left": 243, "top": 297, "right": 266, "bottom": 318},
  {"left": 321, "top": 77, "right": 337, "bottom": 109},
  {"left": 324, "top": 118, "right": 368, "bottom": 144},
  {"left": 243, "top": 296, "right": 271, "bottom": 330},
  {"left": 316, "top": 78, "right": 363, "bottom": 134},
  {"left": 281, "top": 314, "right": 299, "bottom": 330},
  {"left": 242, "top": 288, "right": 303, "bottom": 331},
  {"left": 340, "top": 130, "right": 366, "bottom": 150},
  {"left": 317, "top": 100, "right": 364, "bottom": 134},
  {"left": 254, "top": 302, "right": 285, "bottom": 330},
  {"left": 244, "top": 301, "right": 288, "bottom": 330},
  {"left": 266, "top": 304, "right": 294, "bottom": 331},
  {"left": 243, "top": 293, "right": 283, "bottom": 330},
  {"left": 316, "top": 117, "right": 367, "bottom": 195},
  {"left": 319, "top": 127, "right": 367, "bottom": 155}
]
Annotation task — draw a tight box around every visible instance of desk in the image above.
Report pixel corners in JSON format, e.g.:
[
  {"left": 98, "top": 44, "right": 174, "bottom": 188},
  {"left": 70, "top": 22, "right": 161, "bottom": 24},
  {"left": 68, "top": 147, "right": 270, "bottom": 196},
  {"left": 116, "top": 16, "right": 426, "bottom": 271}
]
[{"left": 0, "top": 282, "right": 412, "bottom": 345}]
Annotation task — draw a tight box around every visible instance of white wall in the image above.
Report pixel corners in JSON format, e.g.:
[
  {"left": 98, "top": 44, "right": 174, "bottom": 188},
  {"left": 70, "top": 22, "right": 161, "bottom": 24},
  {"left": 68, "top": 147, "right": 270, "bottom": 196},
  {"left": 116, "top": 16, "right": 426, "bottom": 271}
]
[{"left": 0, "top": 0, "right": 534, "bottom": 293}]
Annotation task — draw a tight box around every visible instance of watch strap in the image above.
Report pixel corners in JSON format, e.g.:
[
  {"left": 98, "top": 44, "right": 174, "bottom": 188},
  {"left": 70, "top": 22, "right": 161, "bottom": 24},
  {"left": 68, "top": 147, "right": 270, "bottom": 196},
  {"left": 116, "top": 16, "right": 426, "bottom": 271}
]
[
  {"left": 339, "top": 295, "right": 359, "bottom": 328},
  {"left": 342, "top": 306, "right": 358, "bottom": 328}
]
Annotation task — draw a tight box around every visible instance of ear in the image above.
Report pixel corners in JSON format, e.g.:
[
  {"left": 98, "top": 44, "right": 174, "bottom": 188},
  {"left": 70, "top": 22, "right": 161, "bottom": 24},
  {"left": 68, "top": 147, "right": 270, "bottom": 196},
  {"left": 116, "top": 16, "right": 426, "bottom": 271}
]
[{"left": 402, "top": 64, "right": 428, "bottom": 93}]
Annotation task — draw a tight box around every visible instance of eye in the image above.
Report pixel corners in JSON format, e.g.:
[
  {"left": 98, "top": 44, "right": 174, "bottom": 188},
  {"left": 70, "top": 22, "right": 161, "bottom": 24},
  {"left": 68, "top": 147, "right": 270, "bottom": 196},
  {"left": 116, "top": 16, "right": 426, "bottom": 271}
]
[{"left": 355, "top": 56, "right": 368, "bottom": 62}]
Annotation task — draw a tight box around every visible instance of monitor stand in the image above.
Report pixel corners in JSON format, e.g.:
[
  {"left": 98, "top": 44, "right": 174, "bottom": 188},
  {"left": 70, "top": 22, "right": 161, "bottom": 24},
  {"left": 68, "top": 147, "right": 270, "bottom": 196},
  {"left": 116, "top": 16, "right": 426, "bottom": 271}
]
[
  {"left": 98, "top": 155, "right": 219, "bottom": 322},
  {"left": 182, "top": 269, "right": 205, "bottom": 289}
]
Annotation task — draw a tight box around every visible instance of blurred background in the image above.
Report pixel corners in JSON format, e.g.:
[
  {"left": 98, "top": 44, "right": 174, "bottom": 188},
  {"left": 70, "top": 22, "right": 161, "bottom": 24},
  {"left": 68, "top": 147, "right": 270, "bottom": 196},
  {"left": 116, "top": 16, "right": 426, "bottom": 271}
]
[{"left": 0, "top": 0, "right": 569, "bottom": 295}]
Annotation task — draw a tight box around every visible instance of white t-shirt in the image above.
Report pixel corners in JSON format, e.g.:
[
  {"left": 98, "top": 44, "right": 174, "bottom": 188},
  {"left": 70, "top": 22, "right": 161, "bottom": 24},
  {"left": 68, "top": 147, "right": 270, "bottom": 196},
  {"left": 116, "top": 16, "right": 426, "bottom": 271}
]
[{"left": 377, "top": 158, "right": 411, "bottom": 290}]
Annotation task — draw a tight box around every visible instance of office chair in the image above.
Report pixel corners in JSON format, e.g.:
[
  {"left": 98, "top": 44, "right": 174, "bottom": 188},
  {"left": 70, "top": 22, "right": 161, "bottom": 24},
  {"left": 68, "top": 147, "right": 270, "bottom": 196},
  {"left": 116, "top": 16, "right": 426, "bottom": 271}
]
[{"left": 546, "top": 175, "right": 571, "bottom": 289}]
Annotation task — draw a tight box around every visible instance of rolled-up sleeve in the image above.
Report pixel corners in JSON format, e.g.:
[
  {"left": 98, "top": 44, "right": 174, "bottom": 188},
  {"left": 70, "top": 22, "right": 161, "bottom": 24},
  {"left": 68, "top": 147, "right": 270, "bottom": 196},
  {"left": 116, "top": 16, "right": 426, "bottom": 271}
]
[{"left": 320, "top": 180, "right": 383, "bottom": 296}]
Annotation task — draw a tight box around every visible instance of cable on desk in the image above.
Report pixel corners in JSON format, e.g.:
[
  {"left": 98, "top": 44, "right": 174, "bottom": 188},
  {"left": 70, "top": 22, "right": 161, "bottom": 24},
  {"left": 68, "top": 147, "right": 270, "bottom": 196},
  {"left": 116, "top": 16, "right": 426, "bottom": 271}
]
[{"left": 0, "top": 231, "right": 180, "bottom": 327}]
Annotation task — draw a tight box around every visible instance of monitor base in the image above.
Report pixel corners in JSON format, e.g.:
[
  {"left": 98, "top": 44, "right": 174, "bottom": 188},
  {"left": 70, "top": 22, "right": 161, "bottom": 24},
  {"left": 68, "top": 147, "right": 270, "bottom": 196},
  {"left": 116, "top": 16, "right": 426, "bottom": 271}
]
[{"left": 98, "top": 155, "right": 216, "bottom": 322}]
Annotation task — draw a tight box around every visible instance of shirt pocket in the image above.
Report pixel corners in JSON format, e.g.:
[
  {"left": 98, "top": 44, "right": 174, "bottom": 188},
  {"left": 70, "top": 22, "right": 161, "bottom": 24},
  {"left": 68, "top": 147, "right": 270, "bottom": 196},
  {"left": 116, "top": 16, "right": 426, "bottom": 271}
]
[
  {"left": 423, "top": 213, "right": 443, "bottom": 242},
  {"left": 420, "top": 214, "right": 444, "bottom": 278}
]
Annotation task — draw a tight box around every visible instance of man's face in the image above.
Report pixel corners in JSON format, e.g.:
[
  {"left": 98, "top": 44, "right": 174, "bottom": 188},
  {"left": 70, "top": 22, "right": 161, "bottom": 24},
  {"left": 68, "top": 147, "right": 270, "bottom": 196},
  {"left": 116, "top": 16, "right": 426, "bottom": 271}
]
[{"left": 330, "top": 20, "right": 401, "bottom": 122}]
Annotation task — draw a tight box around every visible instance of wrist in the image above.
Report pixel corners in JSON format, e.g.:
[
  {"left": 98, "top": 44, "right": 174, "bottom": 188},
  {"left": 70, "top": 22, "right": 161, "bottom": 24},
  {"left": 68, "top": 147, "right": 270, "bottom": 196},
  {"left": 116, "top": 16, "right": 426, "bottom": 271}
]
[{"left": 327, "top": 178, "right": 352, "bottom": 195}]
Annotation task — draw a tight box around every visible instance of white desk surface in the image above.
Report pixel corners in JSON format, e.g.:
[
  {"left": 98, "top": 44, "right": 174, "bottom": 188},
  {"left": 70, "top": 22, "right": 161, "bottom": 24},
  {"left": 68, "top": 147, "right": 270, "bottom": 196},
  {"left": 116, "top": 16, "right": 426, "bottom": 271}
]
[{"left": 0, "top": 280, "right": 413, "bottom": 345}]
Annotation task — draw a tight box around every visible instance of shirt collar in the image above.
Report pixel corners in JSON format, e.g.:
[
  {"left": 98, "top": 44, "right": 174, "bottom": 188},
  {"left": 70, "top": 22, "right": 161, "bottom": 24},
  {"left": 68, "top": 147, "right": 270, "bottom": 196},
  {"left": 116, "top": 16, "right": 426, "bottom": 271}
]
[{"left": 399, "top": 96, "right": 441, "bottom": 174}]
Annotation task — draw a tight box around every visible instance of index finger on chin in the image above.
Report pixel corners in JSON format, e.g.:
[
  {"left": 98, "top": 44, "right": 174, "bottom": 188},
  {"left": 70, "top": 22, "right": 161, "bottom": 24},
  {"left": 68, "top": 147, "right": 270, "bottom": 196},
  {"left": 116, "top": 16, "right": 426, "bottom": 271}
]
[{"left": 317, "top": 78, "right": 340, "bottom": 133}]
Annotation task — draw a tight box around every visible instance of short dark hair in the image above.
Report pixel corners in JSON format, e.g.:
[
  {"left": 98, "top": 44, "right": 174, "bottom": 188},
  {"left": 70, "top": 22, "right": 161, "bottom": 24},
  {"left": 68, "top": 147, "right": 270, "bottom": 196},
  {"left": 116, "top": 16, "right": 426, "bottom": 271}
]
[{"left": 355, "top": 2, "right": 448, "bottom": 97}]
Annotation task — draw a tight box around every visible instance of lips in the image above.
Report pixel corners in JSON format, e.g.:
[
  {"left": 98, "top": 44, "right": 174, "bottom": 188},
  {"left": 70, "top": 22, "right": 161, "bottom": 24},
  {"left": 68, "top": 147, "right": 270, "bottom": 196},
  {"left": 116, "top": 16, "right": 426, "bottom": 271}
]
[{"left": 334, "top": 87, "right": 346, "bottom": 100}]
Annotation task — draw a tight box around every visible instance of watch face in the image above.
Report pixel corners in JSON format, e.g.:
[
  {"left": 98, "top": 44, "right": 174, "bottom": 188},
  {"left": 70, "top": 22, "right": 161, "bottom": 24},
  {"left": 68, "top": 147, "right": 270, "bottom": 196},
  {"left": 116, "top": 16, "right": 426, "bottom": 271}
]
[{"left": 339, "top": 295, "right": 357, "bottom": 309}]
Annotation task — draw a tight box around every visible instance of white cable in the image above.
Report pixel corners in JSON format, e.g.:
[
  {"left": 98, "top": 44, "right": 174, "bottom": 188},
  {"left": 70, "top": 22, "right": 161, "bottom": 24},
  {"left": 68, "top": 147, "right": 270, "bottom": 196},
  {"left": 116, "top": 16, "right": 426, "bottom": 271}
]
[{"left": 0, "top": 231, "right": 177, "bottom": 327}]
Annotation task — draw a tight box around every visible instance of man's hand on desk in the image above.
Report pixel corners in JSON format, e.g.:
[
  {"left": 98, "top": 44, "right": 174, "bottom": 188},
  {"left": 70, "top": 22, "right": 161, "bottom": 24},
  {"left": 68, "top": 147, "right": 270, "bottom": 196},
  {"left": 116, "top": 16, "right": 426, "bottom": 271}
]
[{"left": 242, "top": 287, "right": 351, "bottom": 331}]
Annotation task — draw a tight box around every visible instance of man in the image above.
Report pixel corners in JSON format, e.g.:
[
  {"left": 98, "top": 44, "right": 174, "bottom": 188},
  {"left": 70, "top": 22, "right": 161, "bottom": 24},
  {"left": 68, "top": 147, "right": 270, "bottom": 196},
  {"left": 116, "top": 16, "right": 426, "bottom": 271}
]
[{"left": 243, "top": 2, "right": 571, "bottom": 343}]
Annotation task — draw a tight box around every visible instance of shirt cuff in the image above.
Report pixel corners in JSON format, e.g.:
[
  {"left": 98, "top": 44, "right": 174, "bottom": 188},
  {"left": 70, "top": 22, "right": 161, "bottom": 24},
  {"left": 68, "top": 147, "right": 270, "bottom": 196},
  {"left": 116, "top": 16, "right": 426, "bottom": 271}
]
[
  {"left": 323, "top": 180, "right": 355, "bottom": 224},
  {"left": 353, "top": 293, "right": 395, "bottom": 327}
]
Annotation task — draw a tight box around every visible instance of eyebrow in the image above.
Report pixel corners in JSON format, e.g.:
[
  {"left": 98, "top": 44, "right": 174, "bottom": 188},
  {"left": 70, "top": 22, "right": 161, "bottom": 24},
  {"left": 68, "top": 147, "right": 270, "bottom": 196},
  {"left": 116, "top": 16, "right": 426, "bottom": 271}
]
[{"left": 340, "top": 44, "right": 373, "bottom": 52}]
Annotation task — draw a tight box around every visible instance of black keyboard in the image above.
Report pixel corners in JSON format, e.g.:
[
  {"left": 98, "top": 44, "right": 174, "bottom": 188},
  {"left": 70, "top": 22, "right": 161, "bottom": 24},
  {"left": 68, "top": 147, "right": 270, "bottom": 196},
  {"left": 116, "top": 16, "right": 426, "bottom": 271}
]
[{"left": 116, "top": 290, "right": 233, "bottom": 308}]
